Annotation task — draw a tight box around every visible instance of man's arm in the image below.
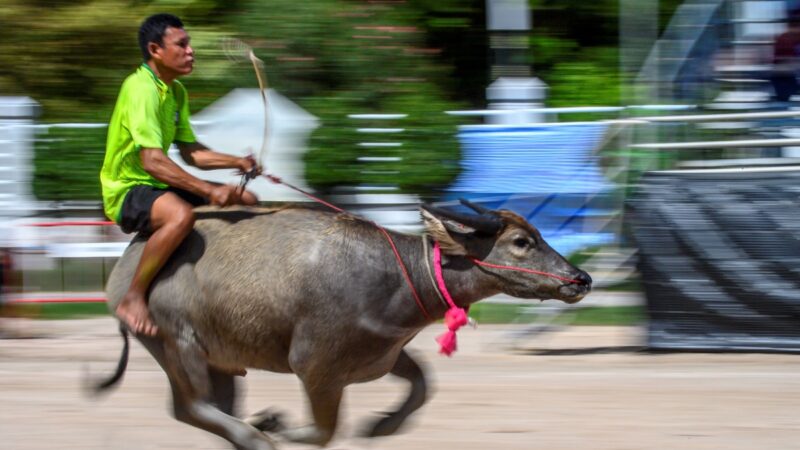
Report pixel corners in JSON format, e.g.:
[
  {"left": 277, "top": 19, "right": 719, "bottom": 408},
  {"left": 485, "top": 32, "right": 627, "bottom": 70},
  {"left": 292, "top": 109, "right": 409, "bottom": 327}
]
[
  {"left": 176, "top": 141, "right": 256, "bottom": 173},
  {"left": 140, "top": 148, "right": 240, "bottom": 206}
]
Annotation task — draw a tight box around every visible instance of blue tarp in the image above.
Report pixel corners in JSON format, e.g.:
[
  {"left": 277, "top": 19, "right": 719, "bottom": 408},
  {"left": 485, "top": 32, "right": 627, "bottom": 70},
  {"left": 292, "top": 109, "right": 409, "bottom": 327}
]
[{"left": 445, "top": 124, "right": 616, "bottom": 255}]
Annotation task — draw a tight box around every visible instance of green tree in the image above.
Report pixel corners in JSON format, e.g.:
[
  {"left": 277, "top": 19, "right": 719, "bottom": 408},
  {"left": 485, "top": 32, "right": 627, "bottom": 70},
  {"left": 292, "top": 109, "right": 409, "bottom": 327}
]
[
  {"left": 231, "top": 0, "right": 465, "bottom": 196},
  {"left": 0, "top": 0, "right": 685, "bottom": 201},
  {"left": 0, "top": 0, "right": 241, "bottom": 200}
]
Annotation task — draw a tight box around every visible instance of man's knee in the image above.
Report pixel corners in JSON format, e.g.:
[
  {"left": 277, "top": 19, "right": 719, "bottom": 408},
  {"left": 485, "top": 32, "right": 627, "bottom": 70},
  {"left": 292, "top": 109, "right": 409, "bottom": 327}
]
[
  {"left": 242, "top": 190, "right": 258, "bottom": 206},
  {"left": 172, "top": 205, "right": 196, "bottom": 232},
  {"left": 152, "top": 193, "right": 196, "bottom": 233}
]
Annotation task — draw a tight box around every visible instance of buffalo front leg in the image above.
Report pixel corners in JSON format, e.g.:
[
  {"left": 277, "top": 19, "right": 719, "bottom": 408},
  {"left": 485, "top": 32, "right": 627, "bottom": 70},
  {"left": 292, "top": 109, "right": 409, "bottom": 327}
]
[
  {"left": 247, "top": 382, "right": 343, "bottom": 447},
  {"left": 362, "top": 349, "right": 428, "bottom": 437}
]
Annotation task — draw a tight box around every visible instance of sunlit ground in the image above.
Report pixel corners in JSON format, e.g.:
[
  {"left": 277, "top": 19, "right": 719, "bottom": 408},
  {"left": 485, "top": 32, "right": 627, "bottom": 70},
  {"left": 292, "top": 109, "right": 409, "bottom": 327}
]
[{"left": 1, "top": 317, "right": 798, "bottom": 450}]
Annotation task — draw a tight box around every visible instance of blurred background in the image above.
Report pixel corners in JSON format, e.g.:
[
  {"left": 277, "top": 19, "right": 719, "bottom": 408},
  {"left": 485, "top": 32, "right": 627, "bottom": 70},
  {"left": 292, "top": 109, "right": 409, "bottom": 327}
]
[{"left": 1, "top": 0, "right": 800, "bottom": 352}]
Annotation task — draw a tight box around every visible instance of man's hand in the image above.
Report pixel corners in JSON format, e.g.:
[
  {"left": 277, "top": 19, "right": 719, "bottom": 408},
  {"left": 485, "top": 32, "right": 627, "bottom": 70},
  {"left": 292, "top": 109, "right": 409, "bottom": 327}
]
[
  {"left": 209, "top": 184, "right": 242, "bottom": 207},
  {"left": 238, "top": 155, "right": 262, "bottom": 178}
]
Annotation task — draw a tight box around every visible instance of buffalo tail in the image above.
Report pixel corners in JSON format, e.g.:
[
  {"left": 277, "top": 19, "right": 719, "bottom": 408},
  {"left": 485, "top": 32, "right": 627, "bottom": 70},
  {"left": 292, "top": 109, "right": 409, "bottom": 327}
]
[{"left": 84, "top": 322, "right": 129, "bottom": 397}]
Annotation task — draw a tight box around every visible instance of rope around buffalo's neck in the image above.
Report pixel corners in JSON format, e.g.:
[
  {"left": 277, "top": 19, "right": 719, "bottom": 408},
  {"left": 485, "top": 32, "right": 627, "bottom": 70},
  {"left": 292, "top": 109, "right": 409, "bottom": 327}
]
[
  {"left": 422, "top": 236, "right": 448, "bottom": 309},
  {"left": 433, "top": 242, "right": 469, "bottom": 356},
  {"left": 431, "top": 245, "right": 582, "bottom": 356}
]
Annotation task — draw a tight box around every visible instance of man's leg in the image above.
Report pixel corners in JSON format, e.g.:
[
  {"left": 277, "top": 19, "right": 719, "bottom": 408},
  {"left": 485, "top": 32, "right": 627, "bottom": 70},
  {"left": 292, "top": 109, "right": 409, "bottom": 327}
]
[
  {"left": 116, "top": 193, "right": 195, "bottom": 336},
  {"left": 241, "top": 189, "right": 258, "bottom": 205}
]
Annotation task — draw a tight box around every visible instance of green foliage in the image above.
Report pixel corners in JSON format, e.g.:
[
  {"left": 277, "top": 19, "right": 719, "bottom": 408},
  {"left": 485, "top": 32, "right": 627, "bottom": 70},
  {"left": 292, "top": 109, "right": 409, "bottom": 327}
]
[
  {"left": 0, "top": 0, "right": 144, "bottom": 116},
  {"left": 10, "top": 302, "right": 110, "bottom": 320},
  {"left": 34, "top": 126, "right": 107, "bottom": 200},
  {"left": 0, "top": 0, "right": 248, "bottom": 117},
  {"left": 467, "top": 303, "right": 644, "bottom": 326},
  {"left": 232, "top": 0, "right": 466, "bottom": 194},
  {"left": 527, "top": 0, "right": 684, "bottom": 108},
  {"left": 303, "top": 86, "right": 463, "bottom": 196},
  {"left": 0, "top": 0, "right": 243, "bottom": 200},
  {"left": 547, "top": 54, "right": 621, "bottom": 108}
]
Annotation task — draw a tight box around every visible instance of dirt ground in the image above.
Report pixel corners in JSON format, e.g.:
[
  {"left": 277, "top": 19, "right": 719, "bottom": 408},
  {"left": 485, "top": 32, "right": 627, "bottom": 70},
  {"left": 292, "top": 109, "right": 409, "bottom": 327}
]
[{"left": 1, "top": 317, "right": 798, "bottom": 450}]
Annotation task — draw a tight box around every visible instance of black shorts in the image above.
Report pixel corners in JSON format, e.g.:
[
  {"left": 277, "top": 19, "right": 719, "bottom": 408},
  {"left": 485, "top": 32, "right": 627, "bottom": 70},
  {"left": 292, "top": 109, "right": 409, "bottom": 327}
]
[{"left": 119, "top": 185, "right": 208, "bottom": 235}]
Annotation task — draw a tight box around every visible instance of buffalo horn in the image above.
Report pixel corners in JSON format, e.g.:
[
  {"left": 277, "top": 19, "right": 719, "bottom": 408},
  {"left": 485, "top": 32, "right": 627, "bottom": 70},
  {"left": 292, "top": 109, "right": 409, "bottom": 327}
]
[
  {"left": 459, "top": 198, "right": 495, "bottom": 216},
  {"left": 422, "top": 203, "right": 502, "bottom": 235}
]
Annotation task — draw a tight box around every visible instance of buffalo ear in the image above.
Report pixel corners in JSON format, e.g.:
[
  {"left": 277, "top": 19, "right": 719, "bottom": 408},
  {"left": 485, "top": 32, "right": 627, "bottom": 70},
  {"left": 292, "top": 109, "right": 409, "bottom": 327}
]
[{"left": 420, "top": 208, "right": 469, "bottom": 255}]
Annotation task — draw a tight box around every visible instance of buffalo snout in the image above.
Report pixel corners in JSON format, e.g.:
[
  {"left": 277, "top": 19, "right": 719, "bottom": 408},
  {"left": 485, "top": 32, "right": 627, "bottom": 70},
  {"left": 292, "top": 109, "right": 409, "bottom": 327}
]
[
  {"left": 575, "top": 271, "right": 592, "bottom": 287},
  {"left": 558, "top": 269, "right": 592, "bottom": 303}
]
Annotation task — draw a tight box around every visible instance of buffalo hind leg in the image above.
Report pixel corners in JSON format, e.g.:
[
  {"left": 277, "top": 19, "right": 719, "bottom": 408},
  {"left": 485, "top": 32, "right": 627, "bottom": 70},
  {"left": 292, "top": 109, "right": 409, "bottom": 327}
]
[
  {"left": 247, "top": 381, "right": 343, "bottom": 447},
  {"left": 362, "top": 349, "right": 428, "bottom": 437},
  {"left": 140, "top": 334, "right": 276, "bottom": 450}
]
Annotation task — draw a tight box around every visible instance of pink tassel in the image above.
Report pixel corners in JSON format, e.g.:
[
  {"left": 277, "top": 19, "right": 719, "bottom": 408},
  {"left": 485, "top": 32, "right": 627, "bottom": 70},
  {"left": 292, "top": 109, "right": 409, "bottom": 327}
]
[
  {"left": 432, "top": 242, "right": 471, "bottom": 357},
  {"left": 437, "top": 307, "right": 468, "bottom": 356},
  {"left": 436, "top": 331, "right": 457, "bottom": 356}
]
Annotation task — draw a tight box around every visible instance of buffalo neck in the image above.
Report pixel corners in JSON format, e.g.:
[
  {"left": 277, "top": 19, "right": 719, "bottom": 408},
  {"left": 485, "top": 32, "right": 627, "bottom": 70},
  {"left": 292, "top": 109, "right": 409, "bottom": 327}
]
[{"left": 382, "top": 233, "right": 498, "bottom": 328}]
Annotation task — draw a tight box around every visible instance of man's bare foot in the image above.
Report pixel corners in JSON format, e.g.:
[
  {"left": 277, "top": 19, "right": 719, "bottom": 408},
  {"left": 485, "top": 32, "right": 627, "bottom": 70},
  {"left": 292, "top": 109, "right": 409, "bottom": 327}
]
[{"left": 116, "top": 293, "right": 158, "bottom": 336}]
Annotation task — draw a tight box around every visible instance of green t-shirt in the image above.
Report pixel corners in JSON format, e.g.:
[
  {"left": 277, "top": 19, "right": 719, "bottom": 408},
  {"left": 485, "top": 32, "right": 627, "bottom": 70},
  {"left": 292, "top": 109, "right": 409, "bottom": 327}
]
[{"left": 100, "top": 64, "right": 196, "bottom": 222}]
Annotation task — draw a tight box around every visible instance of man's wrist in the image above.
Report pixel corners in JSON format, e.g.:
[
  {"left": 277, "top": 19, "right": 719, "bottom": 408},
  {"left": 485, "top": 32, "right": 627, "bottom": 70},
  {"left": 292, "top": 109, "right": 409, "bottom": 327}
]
[
  {"left": 238, "top": 156, "right": 252, "bottom": 172},
  {"left": 200, "top": 181, "right": 217, "bottom": 198}
]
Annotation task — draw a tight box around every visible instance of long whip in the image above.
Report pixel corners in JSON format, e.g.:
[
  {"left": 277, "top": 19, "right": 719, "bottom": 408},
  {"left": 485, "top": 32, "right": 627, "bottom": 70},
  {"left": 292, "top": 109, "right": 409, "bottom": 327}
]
[{"left": 222, "top": 38, "right": 270, "bottom": 184}]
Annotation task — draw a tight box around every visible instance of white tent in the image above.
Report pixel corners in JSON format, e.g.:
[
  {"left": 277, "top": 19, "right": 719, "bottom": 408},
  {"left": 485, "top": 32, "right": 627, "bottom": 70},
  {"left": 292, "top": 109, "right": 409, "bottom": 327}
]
[{"left": 169, "top": 88, "right": 319, "bottom": 202}]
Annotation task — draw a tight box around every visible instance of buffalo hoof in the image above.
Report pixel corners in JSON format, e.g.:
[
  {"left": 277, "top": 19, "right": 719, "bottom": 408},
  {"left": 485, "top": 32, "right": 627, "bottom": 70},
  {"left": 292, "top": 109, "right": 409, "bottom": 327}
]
[
  {"left": 361, "top": 412, "right": 405, "bottom": 438},
  {"left": 249, "top": 408, "right": 287, "bottom": 433}
]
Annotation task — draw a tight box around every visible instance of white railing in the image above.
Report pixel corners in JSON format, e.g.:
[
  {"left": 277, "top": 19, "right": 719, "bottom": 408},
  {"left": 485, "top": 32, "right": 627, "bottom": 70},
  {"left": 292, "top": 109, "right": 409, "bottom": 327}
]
[{"left": 633, "top": 138, "right": 800, "bottom": 150}]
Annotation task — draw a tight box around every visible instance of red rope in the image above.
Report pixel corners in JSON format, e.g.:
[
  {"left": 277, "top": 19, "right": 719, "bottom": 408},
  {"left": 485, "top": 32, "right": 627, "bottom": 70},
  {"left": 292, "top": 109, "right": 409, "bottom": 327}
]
[
  {"left": 468, "top": 258, "right": 581, "bottom": 284},
  {"left": 9, "top": 296, "right": 107, "bottom": 304},
  {"left": 264, "top": 174, "right": 431, "bottom": 320},
  {"left": 26, "top": 221, "right": 115, "bottom": 227},
  {"left": 376, "top": 226, "right": 431, "bottom": 320},
  {"left": 265, "top": 175, "right": 345, "bottom": 213}
]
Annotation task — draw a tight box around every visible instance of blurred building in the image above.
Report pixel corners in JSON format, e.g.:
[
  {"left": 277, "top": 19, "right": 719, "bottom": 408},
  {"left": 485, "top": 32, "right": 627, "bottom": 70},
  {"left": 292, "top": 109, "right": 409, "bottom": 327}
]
[
  {"left": 629, "top": 0, "right": 800, "bottom": 352},
  {"left": 638, "top": 0, "right": 800, "bottom": 111},
  {"left": 0, "top": 97, "right": 38, "bottom": 244}
]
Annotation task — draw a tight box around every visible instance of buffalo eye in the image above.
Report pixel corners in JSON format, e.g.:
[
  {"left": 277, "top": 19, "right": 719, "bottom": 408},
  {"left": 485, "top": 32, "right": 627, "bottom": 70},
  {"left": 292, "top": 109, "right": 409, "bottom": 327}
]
[{"left": 513, "top": 237, "right": 528, "bottom": 248}]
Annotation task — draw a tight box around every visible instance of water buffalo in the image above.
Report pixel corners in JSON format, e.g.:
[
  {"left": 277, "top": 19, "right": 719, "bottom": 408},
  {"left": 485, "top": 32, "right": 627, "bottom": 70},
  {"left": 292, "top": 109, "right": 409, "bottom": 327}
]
[{"left": 94, "top": 201, "right": 591, "bottom": 450}]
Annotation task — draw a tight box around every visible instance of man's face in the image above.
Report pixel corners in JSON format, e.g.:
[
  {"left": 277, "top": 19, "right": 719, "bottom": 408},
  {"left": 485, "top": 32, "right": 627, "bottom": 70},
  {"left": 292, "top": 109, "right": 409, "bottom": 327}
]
[{"left": 151, "top": 26, "right": 194, "bottom": 76}]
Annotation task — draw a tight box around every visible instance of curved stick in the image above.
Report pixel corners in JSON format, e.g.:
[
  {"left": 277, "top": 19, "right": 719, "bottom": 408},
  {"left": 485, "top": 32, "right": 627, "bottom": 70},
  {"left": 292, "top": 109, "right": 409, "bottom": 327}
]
[
  {"left": 248, "top": 50, "right": 270, "bottom": 168},
  {"left": 222, "top": 38, "right": 271, "bottom": 168}
]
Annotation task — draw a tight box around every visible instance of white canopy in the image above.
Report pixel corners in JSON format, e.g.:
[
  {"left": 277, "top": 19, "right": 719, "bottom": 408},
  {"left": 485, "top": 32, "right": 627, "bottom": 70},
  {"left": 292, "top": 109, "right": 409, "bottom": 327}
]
[{"left": 170, "top": 88, "right": 319, "bottom": 202}]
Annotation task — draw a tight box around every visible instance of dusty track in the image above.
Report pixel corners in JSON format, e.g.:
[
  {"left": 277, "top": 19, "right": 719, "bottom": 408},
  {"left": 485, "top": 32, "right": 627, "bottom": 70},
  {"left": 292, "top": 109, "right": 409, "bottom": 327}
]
[{"left": 1, "top": 317, "right": 798, "bottom": 450}]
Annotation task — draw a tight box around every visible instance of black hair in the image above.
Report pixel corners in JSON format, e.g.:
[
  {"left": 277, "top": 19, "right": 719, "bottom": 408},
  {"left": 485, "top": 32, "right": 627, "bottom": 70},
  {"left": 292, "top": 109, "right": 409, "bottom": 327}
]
[{"left": 138, "top": 13, "right": 184, "bottom": 61}]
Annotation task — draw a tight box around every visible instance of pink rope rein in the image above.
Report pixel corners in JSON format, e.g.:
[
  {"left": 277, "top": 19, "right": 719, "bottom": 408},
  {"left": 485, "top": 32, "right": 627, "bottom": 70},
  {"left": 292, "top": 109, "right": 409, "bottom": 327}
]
[
  {"left": 468, "top": 258, "right": 582, "bottom": 284},
  {"left": 433, "top": 242, "right": 468, "bottom": 356}
]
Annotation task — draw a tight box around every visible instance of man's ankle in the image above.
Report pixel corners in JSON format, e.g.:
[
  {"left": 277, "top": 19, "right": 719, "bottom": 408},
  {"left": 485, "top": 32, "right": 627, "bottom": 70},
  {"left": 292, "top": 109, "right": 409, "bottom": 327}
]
[{"left": 120, "top": 291, "right": 146, "bottom": 304}]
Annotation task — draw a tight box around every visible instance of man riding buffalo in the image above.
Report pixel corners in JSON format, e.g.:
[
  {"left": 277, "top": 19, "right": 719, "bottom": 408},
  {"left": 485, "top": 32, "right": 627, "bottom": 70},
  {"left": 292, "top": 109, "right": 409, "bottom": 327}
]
[{"left": 100, "top": 13, "right": 260, "bottom": 336}]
